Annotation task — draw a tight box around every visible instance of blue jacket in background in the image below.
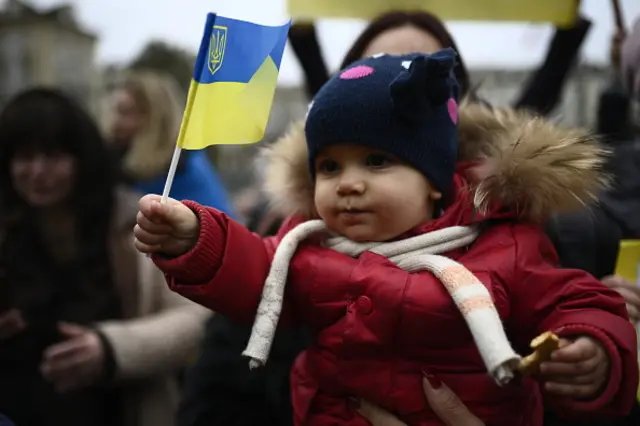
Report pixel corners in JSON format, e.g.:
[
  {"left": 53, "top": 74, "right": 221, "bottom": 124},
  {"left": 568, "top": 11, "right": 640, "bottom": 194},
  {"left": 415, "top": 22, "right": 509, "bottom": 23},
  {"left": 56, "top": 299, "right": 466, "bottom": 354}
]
[
  {"left": 136, "top": 150, "right": 236, "bottom": 217},
  {"left": 0, "top": 414, "right": 15, "bottom": 426}
]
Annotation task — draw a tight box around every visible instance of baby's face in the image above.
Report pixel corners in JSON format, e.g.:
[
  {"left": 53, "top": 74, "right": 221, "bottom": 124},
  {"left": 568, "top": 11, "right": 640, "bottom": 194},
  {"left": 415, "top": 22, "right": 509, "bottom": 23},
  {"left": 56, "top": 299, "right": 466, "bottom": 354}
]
[{"left": 314, "top": 145, "right": 441, "bottom": 242}]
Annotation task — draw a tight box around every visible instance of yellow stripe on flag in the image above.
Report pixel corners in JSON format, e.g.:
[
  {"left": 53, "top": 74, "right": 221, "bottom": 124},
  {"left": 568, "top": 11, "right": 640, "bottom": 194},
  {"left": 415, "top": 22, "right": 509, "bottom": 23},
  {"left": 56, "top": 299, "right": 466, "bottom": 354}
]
[{"left": 178, "top": 57, "right": 280, "bottom": 149}]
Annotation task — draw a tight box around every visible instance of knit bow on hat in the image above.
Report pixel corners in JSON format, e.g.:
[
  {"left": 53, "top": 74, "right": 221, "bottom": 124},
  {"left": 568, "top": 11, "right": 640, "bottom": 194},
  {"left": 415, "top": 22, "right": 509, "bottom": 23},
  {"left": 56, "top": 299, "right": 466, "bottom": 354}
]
[{"left": 390, "top": 48, "right": 459, "bottom": 123}]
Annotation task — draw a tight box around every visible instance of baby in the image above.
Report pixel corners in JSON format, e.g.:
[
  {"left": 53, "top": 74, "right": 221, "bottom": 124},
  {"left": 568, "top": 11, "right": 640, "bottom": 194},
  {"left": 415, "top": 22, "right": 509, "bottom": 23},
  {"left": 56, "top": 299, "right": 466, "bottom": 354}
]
[{"left": 135, "top": 49, "right": 638, "bottom": 425}]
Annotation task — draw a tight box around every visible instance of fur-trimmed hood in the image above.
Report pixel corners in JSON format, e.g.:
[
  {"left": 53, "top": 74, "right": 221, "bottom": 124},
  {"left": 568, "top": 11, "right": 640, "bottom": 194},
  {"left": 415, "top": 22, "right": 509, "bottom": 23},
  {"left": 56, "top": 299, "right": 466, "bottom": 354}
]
[{"left": 261, "top": 102, "right": 609, "bottom": 223}]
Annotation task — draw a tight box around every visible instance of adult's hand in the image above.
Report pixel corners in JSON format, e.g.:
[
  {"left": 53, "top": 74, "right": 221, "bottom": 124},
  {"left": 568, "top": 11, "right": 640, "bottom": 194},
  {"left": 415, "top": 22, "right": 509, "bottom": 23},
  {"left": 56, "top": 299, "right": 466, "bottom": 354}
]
[
  {"left": 41, "top": 323, "right": 106, "bottom": 393},
  {"left": 601, "top": 275, "right": 640, "bottom": 323},
  {"left": 0, "top": 309, "right": 26, "bottom": 340},
  {"left": 358, "top": 376, "right": 485, "bottom": 426}
]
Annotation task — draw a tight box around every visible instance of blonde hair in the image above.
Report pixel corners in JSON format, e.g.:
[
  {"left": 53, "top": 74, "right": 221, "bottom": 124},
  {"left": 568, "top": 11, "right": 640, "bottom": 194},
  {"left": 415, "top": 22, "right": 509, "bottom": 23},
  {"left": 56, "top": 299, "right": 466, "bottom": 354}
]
[{"left": 118, "top": 70, "right": 185, "bottom": 180}]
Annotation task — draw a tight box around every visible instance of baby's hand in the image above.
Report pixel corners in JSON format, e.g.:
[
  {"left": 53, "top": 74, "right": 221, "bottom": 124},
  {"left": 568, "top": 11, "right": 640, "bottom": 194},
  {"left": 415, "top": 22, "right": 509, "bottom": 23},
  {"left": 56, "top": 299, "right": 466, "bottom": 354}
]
[
  {"left": 134, "top": 194, "right": 200, "bottom": 256},
  {"left": 540, "top": 336, "right": 609, "bottom": 399}
]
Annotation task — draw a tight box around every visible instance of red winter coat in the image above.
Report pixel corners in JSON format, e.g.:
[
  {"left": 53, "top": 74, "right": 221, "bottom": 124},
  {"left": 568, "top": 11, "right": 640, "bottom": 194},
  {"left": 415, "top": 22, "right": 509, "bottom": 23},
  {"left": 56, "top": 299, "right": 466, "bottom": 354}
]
[{"left": 154, "top": 105, "right": 639, "bottom": 425}]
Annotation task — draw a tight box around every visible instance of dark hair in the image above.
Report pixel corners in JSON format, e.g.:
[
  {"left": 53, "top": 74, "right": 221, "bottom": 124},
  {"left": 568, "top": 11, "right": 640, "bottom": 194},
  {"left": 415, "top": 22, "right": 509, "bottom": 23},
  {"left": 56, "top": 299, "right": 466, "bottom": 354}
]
[
  {"left": 340, "top": 10, "right": 470, "bottom": 97},
  {"left": 0, "top": 88, "right": 116, "bottom": 224},
  {"left": 0, "top": 88, "right": 118, "bottom": 320}
]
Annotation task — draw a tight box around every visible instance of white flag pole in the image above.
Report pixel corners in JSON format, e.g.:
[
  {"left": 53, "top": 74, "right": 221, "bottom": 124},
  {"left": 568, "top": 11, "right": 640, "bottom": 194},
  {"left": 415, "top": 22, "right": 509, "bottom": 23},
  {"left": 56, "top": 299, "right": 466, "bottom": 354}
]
[{"left": 160, "top": 145, "right": 183, "bottom": 204}]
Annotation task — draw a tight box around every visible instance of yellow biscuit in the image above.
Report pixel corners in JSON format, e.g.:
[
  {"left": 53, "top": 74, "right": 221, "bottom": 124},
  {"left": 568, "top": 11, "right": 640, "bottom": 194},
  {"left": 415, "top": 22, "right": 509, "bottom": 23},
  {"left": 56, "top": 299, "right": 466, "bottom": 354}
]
[{"left": 518, "top": 331, "right": 560, "bottom": 375}]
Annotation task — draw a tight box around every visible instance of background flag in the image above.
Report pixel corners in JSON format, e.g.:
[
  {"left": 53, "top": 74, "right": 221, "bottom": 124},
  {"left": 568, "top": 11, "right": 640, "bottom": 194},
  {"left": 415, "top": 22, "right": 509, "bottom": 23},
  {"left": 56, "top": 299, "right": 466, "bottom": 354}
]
[{"left": 288, "top": 0, "right": 579, "bottom": 27}]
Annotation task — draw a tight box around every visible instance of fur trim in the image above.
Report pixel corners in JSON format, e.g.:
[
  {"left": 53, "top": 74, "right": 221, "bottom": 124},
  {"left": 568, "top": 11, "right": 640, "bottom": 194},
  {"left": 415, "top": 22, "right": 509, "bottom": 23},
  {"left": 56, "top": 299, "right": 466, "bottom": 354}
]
[
  {"left": 261, "top": 102, "right": 610, "bottom": 223},
  {"left": 262, "top": 121, "right": 316, "bottom": 219}
]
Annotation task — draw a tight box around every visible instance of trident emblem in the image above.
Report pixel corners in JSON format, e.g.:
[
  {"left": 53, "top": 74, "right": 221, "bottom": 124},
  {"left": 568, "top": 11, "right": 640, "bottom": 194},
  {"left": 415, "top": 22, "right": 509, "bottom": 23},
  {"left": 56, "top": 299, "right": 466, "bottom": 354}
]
[{"left": 208, "top": 25, "right": 227, "bottom": 75}]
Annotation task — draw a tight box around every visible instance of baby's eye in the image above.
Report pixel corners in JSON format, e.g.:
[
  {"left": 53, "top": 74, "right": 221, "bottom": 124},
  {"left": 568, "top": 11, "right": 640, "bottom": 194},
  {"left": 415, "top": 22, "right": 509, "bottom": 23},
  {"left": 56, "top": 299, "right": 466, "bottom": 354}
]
[
  {"left": 366, "top": 153, "right": 394, "bottom": 168},
  {"left": 316, "top": 158, "right": 339, "bottom": 174}
]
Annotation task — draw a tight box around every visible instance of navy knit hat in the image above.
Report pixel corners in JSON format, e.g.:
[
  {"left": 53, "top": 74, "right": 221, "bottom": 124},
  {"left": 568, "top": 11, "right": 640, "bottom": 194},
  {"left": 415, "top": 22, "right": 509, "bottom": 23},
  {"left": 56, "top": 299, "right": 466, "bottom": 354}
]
[{"left": 305, "top": 48, "right": 459, "bottom": 193}]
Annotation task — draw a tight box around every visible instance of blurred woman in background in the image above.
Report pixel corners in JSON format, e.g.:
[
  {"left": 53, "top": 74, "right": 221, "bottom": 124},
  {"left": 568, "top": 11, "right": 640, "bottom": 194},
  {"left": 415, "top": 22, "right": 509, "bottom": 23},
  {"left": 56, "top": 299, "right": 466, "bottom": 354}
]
[
  {"left": 109, "top": 70, "right": 235, "bottom": 213},
  {"left": 290, "top": 9, "right": 591, "bottom": 113},
  {"left": 0, "top": 88, "right": 209, "bottom": 426}
]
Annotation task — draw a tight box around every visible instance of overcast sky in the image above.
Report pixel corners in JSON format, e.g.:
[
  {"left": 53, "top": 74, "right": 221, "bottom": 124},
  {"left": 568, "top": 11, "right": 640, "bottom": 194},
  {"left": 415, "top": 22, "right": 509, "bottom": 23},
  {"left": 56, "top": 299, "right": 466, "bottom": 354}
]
[{"left": 23, "top": 0, "right": 640, "bottom": 86}]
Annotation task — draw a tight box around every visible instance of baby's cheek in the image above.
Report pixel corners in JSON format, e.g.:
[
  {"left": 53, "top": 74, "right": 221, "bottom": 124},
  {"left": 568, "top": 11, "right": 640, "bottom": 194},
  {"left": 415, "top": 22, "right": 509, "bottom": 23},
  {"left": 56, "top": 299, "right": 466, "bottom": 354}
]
[
  {"left": 388, "top": 193, "right": 428, "bottom": 214},
  {"left": 313, "top": 189, "right": 330, "bottom": 216}
]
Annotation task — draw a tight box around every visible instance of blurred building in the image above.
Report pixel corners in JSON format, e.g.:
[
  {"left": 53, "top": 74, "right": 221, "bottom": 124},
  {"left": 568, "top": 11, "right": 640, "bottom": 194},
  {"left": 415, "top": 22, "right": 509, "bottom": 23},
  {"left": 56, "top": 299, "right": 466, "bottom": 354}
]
[
  {"left": 472, "top": 65, "right": 613, "bottom": 128},
  {"left": 0, "top": 0, "right": 97, "bottom": 107}
]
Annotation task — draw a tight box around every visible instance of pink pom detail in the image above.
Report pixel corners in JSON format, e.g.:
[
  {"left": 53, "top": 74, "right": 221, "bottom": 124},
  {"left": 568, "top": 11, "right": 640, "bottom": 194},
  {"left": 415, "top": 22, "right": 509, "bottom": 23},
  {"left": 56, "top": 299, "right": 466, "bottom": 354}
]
[
  {"left": 340, "top": 65, "right": 375, "bottom": 80},
  {"left": 447, "top": 98, "right": 458, "bottom": 124}
]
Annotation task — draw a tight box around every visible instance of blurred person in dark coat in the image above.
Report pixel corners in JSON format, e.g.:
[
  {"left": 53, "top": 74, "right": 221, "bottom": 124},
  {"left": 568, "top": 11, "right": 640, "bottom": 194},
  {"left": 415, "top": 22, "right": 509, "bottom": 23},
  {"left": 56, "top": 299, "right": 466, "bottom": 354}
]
[
  {"left": 0, "top": 88, "right": 209, "bottom": 426},
  {"left": 543, "top": 15, "right": 640, "bottom": 426},
  {"left": 108, "top": 70, "right": 235, "bottom": 213}
]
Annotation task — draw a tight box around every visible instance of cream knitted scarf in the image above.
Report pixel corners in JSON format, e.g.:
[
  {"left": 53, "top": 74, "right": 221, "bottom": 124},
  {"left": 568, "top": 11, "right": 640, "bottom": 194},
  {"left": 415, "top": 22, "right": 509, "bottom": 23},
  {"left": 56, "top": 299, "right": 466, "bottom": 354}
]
[{"left": 242, "top": 219, "right": 522, "bottom": 385}]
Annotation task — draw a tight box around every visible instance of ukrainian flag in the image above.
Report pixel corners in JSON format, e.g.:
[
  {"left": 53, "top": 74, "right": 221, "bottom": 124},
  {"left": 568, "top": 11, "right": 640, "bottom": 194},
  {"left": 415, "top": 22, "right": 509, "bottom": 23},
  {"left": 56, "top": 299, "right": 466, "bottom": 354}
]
[{"left": 177, "top": 13, "right": 291, "bottom": 149}]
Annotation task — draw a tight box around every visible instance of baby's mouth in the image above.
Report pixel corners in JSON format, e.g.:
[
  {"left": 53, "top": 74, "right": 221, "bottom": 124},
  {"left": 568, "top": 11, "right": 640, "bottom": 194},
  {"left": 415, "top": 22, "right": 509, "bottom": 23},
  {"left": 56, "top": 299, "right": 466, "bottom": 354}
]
[{"left": 339, "top": 207, "right": 370, "bottom": 214}]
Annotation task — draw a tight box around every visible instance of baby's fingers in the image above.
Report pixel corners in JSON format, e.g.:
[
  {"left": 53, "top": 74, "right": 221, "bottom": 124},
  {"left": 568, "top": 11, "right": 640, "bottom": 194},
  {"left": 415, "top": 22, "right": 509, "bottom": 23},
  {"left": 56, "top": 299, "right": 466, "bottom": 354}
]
[
  {"left": 133, "top": 238, "right": 162, "bottom": 254},
  {"left": 136, "top": 211, "right": 174, "bottom": 234},
  {"left": 543, "top": 372, "right": 600, "bottom": 385},
  {"left": 138, "top": 194, "right": 175, "bottom": 223},
  {"left": 551, "top": 338, "right": 596, "bottom": 363},
  {"left": 138, "top": 194, "right": 162, "bottom": 213},
  {"left": 544, "top": 382, "right": 598, "bottom": 399},
  {"left": 133, "top": 224, "right": 169, "bottom": 247},
  {"left": 540, "top": 357, "right": 599, "bottom": 376}
]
